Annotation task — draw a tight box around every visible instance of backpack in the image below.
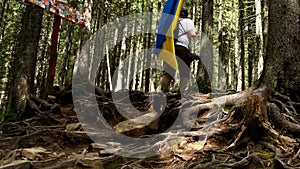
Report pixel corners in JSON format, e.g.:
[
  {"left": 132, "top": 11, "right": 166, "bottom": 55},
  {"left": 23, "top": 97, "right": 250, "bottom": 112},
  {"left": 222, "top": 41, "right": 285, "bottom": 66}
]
[{"left": 173, "top": 19, "right": 185, "bottom": 44}]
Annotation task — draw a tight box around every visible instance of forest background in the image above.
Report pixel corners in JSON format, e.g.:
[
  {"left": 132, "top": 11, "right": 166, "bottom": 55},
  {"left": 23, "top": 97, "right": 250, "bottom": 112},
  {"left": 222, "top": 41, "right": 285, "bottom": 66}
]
[
  {"left": 0, "top": 0, "right": 268, "bottom": 118},
  {"left": 0, "top": 0, "right": 299, "bottom": 168}
]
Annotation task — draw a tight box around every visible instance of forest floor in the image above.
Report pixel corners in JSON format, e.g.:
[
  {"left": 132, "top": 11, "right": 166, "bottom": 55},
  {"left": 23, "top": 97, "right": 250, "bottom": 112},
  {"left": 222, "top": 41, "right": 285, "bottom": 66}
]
[{"left": 0, "top": 90, "right": 299, "bottom": 169}]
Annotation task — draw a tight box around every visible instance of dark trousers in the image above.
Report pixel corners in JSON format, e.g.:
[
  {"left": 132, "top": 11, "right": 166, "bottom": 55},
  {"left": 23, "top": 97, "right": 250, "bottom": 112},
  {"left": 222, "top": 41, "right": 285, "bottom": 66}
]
[{"left": 159, "top": 45, "right": 191, "bottom": 92}]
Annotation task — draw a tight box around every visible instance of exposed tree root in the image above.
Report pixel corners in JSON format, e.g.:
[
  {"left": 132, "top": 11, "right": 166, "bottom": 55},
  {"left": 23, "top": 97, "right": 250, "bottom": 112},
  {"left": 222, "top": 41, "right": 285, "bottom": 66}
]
[
  {"left": 179, "top": 86, "right": 300, "bottom": 169},
  {"left": 1, "top": 87, "right": 300, "bottom": 168},
  {"left": 220, "top": 153, "right": 266, "bottom": 168},
  {"left": 268, "top": 102, "right": 300, "bottom": 135},
  {"left": 223, "top": 95, "right": 269, "bottom": 151}
]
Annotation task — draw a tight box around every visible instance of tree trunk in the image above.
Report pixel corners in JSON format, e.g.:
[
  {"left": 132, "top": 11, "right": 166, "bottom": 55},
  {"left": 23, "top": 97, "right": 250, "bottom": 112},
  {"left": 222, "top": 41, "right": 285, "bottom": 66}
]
[
  {"left": 246, "top": 1, "right": 255, "bottom": 87},
  {"left": 197, "top": 0, "right": 213, "bottom": 93},
  {"left": 201, "top": 0, "right": 213, "bottom": 42},
  {"left": 144, "top": 1, "right": 153, "bottom": 93},
  {"left": 247, "top": 35, "right": 254, "bottom": 87},
  {"left": 6, "top": 4, "right": 43, "bottom": 120},
  {"left": 260, "top": 0, "right": 268, "bottom": 76},
  {"left": 0, "top": 0, "right": 6, "bottom": 101},
  {"left": 0, "top": 0, "right": 7, "bottom": 27},
  {"left": 36, "top": 17, "right": 52, "bottom": 97},
  {"left": 259, "top": 0, "right": 300, "bottom": 101},
  {"left": 237, "top": 0, "right": 245, "bottom": 91},
  {"left": 218, "top": 0, "right": 300, "bottom": 156},
  {"left": 217, "top": 0, "right": 227, "bottom": 90},
  {"left": 228, "top": 0, "right": 237, "bottom": 91},
  {"left": 234, "top": 37, "right": 239, "bottom": 90},
  {"left": 59, "top": 22, "right": 74, "bottom": 87},
  {"left": 254, "top": 0, "right": 264, "bottom": 81},
  {"left": 73, "top": 0, "right": 92, "bottom": 81}
]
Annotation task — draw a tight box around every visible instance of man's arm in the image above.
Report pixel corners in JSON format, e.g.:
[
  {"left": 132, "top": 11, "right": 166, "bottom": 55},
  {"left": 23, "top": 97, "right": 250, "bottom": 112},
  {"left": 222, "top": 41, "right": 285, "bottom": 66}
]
[{"left": 188, "top": 29, "right": 197, "bottom": 38}]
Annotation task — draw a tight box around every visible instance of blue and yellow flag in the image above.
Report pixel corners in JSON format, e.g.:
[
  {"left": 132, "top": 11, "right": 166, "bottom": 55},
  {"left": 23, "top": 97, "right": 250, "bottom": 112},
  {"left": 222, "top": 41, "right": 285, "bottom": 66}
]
[{"left": 154, "top": 0, "right": 184, "bottom": 70}]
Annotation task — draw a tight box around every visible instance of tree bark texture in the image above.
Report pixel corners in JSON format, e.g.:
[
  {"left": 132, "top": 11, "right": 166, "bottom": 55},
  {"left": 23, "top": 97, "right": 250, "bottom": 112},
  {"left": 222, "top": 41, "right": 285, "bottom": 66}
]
[
  {"left": 197, "top": 0, "right": 213, "bottom": 93},
  {"left": 260, "top": 0, "right": 300, "bottom": 101},
  {"left": 238, "top": 0, "right": 245, "bottom": 91},
  {"left": 6, "top": 4, "right": 43, "bottom": 119}
]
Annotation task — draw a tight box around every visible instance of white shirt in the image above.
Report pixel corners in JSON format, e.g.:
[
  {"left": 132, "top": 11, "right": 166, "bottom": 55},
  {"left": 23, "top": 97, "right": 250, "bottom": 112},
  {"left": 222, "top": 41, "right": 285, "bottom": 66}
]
[{"left": 175, "top": 18, "right": 196, "bottom": 49}]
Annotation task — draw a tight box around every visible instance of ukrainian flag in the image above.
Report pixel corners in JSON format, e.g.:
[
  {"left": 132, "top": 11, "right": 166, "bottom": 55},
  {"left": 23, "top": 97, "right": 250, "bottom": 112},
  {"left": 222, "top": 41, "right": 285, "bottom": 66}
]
[{"left": 154, "top": 0, "right": 184, "bottom": 70}]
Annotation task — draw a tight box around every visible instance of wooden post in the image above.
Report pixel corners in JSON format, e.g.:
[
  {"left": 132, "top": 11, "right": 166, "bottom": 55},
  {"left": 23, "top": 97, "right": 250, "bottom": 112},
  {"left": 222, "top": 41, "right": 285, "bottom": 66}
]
[
  {"left": 27, "top": 0, "right": 85, "bottom": 98},
  {"left": 45, "top": 14, "right": 61, "bottom": 98}
]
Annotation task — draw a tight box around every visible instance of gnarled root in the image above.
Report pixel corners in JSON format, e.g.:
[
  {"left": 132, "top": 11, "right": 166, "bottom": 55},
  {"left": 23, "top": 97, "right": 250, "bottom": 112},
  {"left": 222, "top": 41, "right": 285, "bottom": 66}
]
[{"left": 224, "top": 95, "right": 269, "bottom": 151}]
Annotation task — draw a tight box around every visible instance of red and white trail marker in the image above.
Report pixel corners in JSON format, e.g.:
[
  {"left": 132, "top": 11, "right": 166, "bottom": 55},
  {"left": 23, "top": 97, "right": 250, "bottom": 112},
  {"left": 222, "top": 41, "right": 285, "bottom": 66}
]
[
  {"left": 28, "top": 0, "right": 85, "bottom": 97},
  {"left": 28, "top": 0, "right": 85, "bottom": 25}
]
